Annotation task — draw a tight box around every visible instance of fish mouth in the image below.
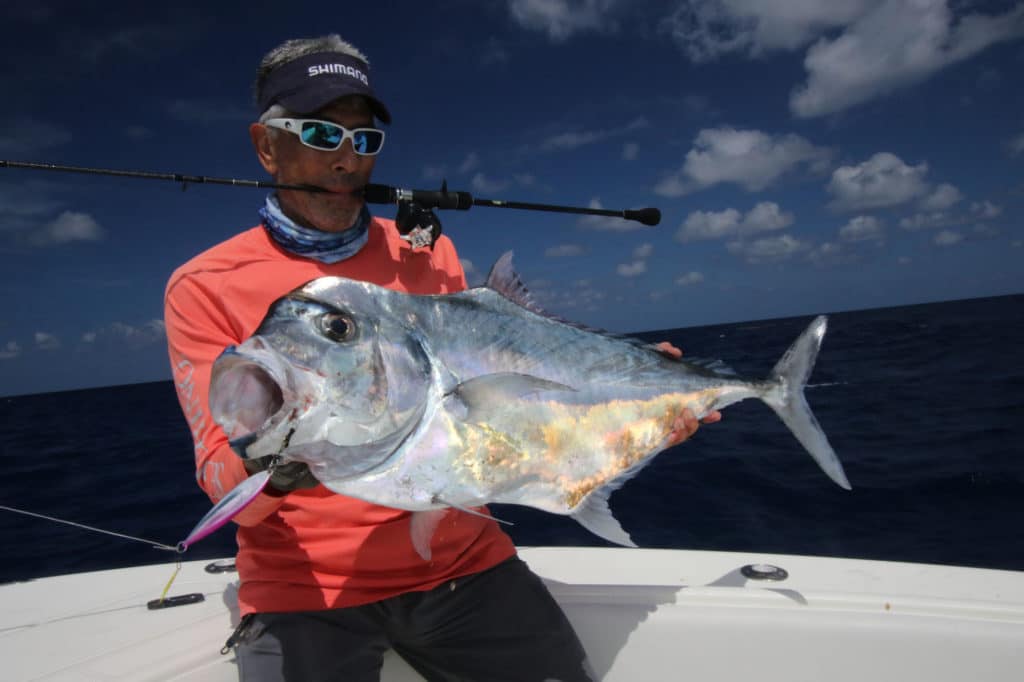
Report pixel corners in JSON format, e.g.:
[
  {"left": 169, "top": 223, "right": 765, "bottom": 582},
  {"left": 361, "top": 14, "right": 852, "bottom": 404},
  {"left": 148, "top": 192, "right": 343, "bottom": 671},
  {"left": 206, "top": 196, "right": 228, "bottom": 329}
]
[{"left": 209, "top": 348, "right": 289, "bottom": 456}]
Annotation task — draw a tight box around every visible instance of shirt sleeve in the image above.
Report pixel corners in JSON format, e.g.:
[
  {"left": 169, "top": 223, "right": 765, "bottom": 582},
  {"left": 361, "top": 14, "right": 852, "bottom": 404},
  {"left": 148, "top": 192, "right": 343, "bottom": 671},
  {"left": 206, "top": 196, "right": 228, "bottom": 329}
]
[{"left": 164, "top": 271, "right": 286, "bottom": 526}]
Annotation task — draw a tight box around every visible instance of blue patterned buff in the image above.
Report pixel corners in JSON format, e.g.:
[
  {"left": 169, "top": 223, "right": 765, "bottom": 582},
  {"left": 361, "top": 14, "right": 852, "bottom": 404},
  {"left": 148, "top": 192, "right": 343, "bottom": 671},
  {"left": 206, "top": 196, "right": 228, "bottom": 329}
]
[{"left": 260, "top": 193, "right": 369, "bottom": 263}]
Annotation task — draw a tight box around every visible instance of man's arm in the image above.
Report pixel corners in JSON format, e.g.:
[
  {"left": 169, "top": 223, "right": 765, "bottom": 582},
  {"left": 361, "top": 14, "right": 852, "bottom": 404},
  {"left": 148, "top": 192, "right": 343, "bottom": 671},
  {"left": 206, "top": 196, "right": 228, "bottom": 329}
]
[{"left": 164, "top": 273, "right": 290, "bottom": 525}]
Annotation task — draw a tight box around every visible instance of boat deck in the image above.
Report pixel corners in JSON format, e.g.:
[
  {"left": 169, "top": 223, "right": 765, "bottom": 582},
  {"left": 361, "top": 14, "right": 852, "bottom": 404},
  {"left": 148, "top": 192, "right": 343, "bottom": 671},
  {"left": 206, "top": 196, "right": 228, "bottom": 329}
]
[{"left": 2, "top": 547, "right": 1022, "bottom": 680}]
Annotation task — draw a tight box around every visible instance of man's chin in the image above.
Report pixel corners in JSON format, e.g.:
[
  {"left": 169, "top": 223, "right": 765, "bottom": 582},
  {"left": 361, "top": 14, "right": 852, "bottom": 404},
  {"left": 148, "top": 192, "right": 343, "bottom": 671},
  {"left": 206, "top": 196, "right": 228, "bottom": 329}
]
[{"left": 312, "top": 206, "right": 365, "bottom": 233}]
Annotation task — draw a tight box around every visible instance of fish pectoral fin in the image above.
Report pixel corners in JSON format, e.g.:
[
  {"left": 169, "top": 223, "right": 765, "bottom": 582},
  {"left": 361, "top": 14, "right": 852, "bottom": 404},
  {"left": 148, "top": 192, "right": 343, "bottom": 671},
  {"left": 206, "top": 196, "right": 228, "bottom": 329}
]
[
  {"left": 571, "top": 487, "right": 637, "bottom": 548},
  {"left": 409, "top": 510, "right": 449, "bottom": 561},
  {"left": 453, "top": 373, "right": 574, "bottom": 421}
]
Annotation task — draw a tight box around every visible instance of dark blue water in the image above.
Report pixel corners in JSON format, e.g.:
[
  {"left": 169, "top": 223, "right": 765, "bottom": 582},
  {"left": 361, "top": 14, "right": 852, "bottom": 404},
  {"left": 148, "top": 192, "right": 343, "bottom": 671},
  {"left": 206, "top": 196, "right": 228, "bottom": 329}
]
[{"left": 2, "top": 295, "right": 1022, "bottom": 584}]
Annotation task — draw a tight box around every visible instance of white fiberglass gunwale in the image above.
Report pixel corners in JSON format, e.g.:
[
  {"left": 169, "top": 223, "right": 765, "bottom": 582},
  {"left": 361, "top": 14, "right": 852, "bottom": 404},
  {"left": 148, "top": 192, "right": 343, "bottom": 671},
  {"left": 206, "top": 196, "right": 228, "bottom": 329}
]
[{"left": 2, "top": 547, "right": 1021, "bottom": 681}]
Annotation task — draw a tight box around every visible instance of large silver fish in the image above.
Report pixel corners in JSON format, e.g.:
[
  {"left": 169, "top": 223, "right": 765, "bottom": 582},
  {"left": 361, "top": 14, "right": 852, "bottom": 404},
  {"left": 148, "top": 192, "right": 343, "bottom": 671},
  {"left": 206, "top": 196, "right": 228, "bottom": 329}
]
[{"left": 206, "top": 253, "right": 850, "bottom": 558}]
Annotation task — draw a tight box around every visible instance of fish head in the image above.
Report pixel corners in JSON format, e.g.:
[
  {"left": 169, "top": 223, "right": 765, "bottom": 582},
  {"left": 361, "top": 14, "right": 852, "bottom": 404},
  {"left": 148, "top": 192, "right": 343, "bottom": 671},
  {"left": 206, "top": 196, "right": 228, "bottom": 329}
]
[{"left": 209, "top": 277, "right": 433, "bottom": 482}]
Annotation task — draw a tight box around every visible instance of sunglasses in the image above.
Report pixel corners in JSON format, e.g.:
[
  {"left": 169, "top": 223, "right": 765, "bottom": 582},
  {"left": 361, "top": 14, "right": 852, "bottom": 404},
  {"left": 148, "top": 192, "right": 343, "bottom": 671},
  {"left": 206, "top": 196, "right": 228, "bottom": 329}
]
[{"left": 264, "top": 117, "right": 386, "bottom": 156}]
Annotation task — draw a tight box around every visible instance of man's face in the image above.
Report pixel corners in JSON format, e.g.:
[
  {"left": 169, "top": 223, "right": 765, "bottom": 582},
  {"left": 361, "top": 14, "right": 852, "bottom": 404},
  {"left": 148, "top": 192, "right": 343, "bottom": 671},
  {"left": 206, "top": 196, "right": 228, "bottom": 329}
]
[{"left": 251, "top": 96, "right": 378, "bottom": 233}]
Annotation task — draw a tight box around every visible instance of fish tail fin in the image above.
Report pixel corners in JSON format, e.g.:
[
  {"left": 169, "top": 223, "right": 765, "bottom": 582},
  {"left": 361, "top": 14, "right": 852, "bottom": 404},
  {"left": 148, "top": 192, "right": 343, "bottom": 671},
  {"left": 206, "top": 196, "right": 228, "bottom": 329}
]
[{"left": 762, "top": 315, "right": 851, "bottom": 490}]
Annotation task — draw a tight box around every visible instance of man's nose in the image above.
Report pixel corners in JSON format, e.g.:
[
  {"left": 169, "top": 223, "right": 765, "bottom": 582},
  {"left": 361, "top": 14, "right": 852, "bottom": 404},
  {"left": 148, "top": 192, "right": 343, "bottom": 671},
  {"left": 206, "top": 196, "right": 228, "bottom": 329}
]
[{"left": 330, "top": 140, "right": 361, "bottom": 173}]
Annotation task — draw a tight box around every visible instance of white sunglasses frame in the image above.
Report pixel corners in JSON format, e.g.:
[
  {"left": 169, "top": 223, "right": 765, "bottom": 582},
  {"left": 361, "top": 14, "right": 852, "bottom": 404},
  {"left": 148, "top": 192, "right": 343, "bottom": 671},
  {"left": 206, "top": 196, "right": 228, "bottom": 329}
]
[{"left": 263, "top": 117, "right": 386, "bottom": 156}]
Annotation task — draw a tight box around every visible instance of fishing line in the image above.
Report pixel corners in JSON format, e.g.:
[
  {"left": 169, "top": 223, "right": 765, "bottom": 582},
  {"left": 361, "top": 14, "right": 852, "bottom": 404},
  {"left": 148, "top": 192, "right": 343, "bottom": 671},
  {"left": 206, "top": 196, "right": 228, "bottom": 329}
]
[{"left": 0, "top": 504, "right": 180, "bottom": 552}]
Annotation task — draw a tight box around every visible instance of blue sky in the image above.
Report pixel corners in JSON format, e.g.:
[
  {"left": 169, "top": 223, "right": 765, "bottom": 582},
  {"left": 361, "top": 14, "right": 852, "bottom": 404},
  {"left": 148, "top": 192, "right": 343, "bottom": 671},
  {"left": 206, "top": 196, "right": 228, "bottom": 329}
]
[{"left": 1, "top": 0, "right": 1022, "bottom": 396}]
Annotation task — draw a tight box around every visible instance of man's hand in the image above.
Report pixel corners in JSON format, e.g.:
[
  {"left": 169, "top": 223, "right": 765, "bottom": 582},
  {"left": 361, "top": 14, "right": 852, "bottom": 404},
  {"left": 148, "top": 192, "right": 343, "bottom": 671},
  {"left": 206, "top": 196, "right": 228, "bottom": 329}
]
[
  {"left": 654, "top": 341, "right": 723, "bottom": 439},
  {"left": 244, "top": 456, "right": 319, "bottom": 493}
]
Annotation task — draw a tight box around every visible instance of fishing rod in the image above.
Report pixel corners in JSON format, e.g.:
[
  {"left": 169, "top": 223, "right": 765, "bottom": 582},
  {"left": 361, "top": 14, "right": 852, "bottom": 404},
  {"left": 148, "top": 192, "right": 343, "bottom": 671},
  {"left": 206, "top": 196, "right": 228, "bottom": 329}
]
[{"left": 0, "top": 159, "right": 662, "bottom": 226}]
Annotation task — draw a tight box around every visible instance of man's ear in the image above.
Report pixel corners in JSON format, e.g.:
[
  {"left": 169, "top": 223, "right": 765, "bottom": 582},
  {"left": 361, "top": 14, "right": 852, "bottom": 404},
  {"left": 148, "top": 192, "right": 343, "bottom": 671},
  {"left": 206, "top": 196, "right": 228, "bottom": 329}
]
[{"left": 250, "top": 123, "right": 278, "bottom": 175}]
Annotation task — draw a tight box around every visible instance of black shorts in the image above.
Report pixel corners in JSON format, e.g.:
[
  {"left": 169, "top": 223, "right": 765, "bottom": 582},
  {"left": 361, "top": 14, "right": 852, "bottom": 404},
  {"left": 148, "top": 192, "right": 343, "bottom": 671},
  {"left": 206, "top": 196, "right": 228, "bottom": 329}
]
[{"left": 233, "top": 555, "right": 595, "bottom": 682}]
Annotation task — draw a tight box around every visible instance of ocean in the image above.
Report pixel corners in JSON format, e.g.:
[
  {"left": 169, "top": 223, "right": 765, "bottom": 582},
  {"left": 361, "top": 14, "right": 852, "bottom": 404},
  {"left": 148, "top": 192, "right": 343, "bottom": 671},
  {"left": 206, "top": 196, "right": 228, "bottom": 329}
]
[{"left": 1, "top": 294, "right": 1022, "bottom": 585}]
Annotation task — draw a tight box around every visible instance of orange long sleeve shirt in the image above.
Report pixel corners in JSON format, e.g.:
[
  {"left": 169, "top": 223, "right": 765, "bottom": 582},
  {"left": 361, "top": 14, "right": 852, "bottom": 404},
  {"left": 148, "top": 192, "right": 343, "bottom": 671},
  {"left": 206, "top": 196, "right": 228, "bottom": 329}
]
[{"left": 165, "top": 217, "right": 515, "bottom": 615}]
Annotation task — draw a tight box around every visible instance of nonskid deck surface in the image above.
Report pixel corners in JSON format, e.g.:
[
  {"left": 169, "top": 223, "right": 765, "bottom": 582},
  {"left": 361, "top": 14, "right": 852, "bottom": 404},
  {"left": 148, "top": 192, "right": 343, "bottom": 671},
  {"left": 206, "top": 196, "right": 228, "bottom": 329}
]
[{"left": 2, "top": 548, "right": 1022, "bottom": 681}]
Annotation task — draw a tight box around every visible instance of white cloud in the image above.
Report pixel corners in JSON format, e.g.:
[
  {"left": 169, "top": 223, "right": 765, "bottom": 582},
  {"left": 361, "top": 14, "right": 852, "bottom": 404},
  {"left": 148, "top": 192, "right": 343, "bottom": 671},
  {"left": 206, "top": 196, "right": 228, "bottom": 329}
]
[
  {"left": 422, "top": 165, "right": 446, "bottom": 181},
  {"left": 481, "top": 37, "right": 510, "bottom": 66},
  {"left": 827, "top": 152, "right": 930, "bottom": 211},
  {"left": 632, "top": 242, "right": 653, "bottom": 259},
  {"left": 971, "top": 200, "right": 1002, "bottom": 219},
  {"left": 678, "top": 208, "right": 741, "bottom": 241},
  {"left": 1008, "top": 131, "right": 1024, "bottom": 156},
  {"left": 900, "top": 211, "right": 952, "bottom": 231},
  {"left": 34, "top": 332, "right": 60, "bottom": 350},
  {"left": 655, "top": 127, "right": 831, "bottom": 196},
  {"left": 622, "top": 142, "right": 639, "bottom": 160},
  {"left": 0, "top": 341, "right": 21, "bottom": 360},
  {"left": 973, "top": 223, "right": 1000, "bottom": 238},
  {"left": 676, "top": 271, "right": 704, "bottom": 286},
  {"left": 676, "top": 201, "right": 792, "bottom": 242},
  {"left": 0, "top": 181, "right": 65, "bottom": 225},
  {"left": 839, "top": 215, "right": 884, "bottom": 242},
  {"left": 808, "top": 241, "right": 843, "bottom": 265},
  {"left": 82, "top": 321, "right": 166, "bottom": 347},
  {"left": 0, "top": 119, "right": 72, "bottom": 155},
  {"left": 508, "top": 0, "right": 620, "bottom": 41},
  {"left": 616, "top": 242, "right": 653, "bottom": 277},
  {"left": 124, "top": 125, "right": 153, "bottom": 140},
  {"left": 660, "top": 0, "right": 873, "bottom": 62},
  {"left": 539, "top": 117, "right": 647, "bottom": 152},
  {"left": 920, "top": 183, "right": 963, "bottom": 211},
  {"left": 727, "top": 234, "right": 809, "bottom": 263},
  {"left": 545, "top": 243, "right": 584, "bottom": 257},
  {"left": 460, "top": 259, "right": 479, "bottom": 285},
  {"left": 791, "top": 1, "right": 1024, "bottom": 118},
  {"left": 458, "top": 152, "right": 480, "bottom": 174},
  {"left": 470, "top": 172, "right": 511, "bottom": 194},
  {"left": 742, "top": 201, "right": 794, "bottom": 232},
  {"left": 167, "top": 98, "right": 251, "bottom": 124},
  {"left": 617, "top": 260, "right": 647, "bottom": 277},
  {"left": 900, "top": 198, "right": 1001, "bottom": 232},
  {"left": 658, "top": 2, "right": 1024, "bottom": 118},
  {"left": 934, "top": 229, "right": 963, "bottom": 246},
  {"left": 27, "top": 211, "right": 105, "bottom": 246}
]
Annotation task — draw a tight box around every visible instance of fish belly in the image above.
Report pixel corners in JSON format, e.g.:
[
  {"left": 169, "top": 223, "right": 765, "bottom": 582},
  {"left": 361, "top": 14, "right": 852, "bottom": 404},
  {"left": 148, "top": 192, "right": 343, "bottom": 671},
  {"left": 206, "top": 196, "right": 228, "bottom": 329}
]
[{"left": 442, "top": 388, "right": 725, "bottom": 514}]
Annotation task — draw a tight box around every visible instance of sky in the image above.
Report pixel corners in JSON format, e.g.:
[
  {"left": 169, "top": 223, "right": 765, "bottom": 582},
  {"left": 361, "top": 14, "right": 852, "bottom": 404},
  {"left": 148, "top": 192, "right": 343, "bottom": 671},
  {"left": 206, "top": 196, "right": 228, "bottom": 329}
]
[{"left": 1, "top": 0, "right": 1023, "bottom": 396}]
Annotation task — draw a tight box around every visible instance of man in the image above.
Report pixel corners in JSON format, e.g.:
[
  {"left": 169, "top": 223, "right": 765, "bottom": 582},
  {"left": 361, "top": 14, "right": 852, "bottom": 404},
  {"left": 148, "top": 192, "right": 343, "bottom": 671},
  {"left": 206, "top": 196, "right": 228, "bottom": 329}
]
[{"left": 166, "top": 34, "right": 716, "bottom": 682}]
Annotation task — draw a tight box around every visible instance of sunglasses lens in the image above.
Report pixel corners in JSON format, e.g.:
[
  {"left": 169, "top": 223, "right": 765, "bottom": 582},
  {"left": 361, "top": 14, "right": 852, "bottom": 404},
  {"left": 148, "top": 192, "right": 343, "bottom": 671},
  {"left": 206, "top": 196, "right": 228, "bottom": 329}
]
[
  {"left": 352, "top": 129, "right": 384, "bottom": 155},
  {"left": 301, "top": 121, "right": 343, "bottom": 150}
]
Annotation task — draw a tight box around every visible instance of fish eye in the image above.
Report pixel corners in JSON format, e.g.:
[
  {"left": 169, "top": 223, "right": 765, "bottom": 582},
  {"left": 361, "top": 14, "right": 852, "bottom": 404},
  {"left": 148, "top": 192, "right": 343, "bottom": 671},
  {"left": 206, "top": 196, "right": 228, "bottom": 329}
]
[{"left": 318, "top": 312, "right": 356, "bottom": 342}]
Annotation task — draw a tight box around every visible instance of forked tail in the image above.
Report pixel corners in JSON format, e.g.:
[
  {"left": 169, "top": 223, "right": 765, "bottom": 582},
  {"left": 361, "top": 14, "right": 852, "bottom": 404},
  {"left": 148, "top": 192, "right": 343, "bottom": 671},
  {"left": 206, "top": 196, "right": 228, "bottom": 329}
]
[{"left": 762, "top": 316, "right": 851, "bottom": 489}]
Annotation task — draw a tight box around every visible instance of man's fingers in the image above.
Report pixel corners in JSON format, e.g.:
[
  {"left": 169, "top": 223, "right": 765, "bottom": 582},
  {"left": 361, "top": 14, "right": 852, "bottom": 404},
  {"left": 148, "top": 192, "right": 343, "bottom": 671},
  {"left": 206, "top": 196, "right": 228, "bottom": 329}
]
[
  {"left": 701, "top": 410, "right": 722, "bottom": 424},
  {"left": 655, "top": 341, "right": 682, "bottom": 359}
]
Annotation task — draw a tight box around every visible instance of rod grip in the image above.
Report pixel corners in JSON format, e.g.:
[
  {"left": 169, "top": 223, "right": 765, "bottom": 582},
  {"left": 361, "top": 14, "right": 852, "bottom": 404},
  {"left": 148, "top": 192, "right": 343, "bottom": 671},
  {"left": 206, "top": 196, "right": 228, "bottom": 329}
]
[{"left": 623, "top": 207, "right": 661, "bottom": 226}]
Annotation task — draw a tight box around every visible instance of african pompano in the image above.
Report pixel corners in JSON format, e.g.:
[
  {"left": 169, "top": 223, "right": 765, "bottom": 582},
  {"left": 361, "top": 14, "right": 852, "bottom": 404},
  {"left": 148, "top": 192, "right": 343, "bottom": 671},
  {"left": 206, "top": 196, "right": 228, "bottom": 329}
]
[{"left": 205, "top": 253, "right": 850, "bottom": 558}]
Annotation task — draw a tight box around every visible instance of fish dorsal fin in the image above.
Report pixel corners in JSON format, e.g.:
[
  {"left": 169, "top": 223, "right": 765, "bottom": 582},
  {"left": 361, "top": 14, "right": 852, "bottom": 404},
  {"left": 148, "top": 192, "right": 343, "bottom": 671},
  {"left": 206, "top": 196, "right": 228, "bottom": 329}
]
[
  {"left": 453, "top": 373, "right": 574, "bottom": 422},
  {"left": 484, "top": 251, "right": 547, "bottom": 315},
  {"left": 481, "top": 252, "right": 654, "bottom": 343}
]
